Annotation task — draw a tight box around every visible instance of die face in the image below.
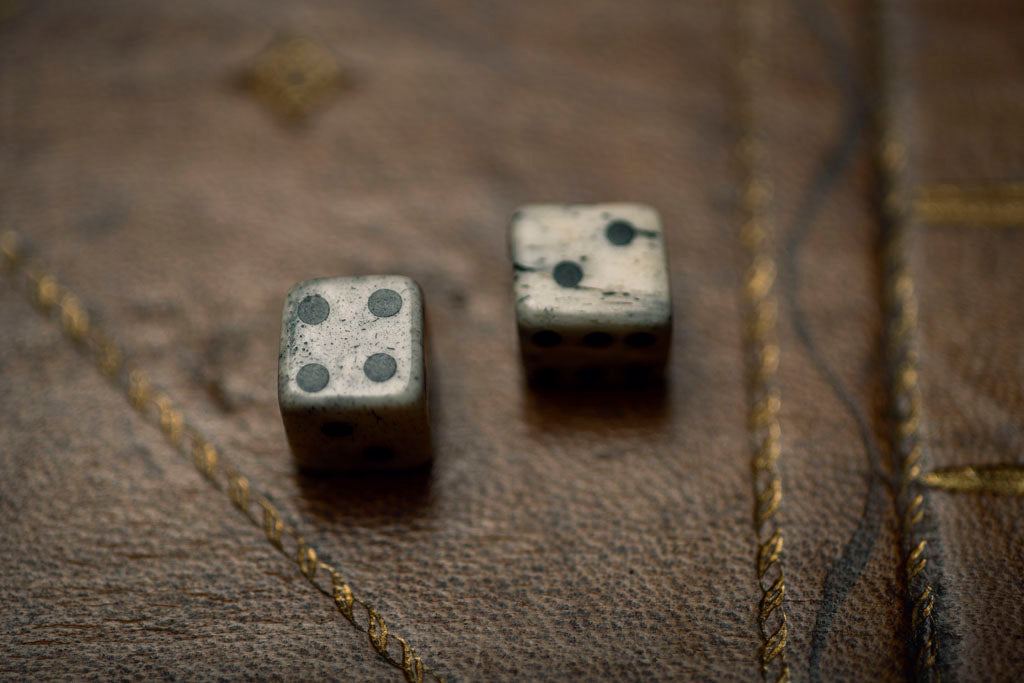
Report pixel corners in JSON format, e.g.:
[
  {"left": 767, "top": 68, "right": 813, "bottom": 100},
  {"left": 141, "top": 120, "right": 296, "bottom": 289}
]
[
  {"left": 278, "top": 275, "right": 424, "bottom": 410},
  {"left": 509, "top": 203, "right": 672, "bottom": 384},
  {"left": 510, "top": 203, "right": 671, "bottom": 330},
  {"left": 277, "top": 275, "right": 429, "bottom": 471}
]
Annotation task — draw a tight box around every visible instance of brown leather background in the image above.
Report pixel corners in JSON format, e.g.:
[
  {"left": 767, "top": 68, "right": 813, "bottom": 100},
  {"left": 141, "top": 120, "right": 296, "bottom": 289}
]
[
  {"left": 1, "top": 0, "right": 1021, "bottom": 680},
  {"left": 905, "top": 4, "right": 1024, "bottom": 678}
]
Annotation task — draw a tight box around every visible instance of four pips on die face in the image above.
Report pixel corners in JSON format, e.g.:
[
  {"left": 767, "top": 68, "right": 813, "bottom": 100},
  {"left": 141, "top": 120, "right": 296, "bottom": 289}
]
[{"left": 278, "top": 203, "right": 671, "bottom": 470}]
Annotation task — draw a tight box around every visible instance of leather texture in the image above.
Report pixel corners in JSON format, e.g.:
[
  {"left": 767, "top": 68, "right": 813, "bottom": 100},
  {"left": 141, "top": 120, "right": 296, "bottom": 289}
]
[{"left": 1, "top": 0, "right": 1021, "bottom": 680}]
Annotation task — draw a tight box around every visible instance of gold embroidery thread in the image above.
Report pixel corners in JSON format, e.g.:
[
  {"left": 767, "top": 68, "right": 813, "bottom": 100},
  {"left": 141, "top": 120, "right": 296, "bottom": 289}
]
[
  {"left": 243, "top": 38, "right": 346, "bottom": 122},
  {"left": 737, "top": 0, "right": 790, "bottom": 679},
  {"left": 916, "top": 182, "right": 1024, "bottom": 226},
  {"left": 921, "top": 466, "right": 1024, "bottom": 496},
  {"left": 875, "top": 0, "right": 940, "bottom": 677},
  {"left": 1, "top": 230, "right": 442, "bottom": 683}
]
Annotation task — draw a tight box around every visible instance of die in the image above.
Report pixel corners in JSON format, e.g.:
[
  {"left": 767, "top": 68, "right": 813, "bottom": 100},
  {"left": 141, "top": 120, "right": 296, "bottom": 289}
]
[
  {"left": 509, "top": 203, "right": 672, "bottom": 385},
  {"left": 277, "top": 275, "right": 431, "bottom": 471}
]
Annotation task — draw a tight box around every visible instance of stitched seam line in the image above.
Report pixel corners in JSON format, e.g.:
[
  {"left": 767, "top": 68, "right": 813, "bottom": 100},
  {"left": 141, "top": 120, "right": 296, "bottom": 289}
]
[
  {"left": 736, "top": 1, "right": 790, "bottom": 680},
  {"left": 915, "top": 182, "right": 1024, "bottom": 225},
  {"left": 873, "top": 1, "right": 940, "bottom": 678},
  {"left": 0, "top": 230, "right": 443, "bottom": 683},
  {"left": 920, "top": 466, "right": 1024, "bottom": 496}
]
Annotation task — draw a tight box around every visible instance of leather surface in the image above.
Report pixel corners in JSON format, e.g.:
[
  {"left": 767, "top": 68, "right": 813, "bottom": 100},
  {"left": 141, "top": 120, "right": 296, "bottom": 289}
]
[
  {"left": 0, "top": 0, "right": 1021, "bottom": 680},
  {"left": 910, "top": 4, "right": 1024, "bottom": 677}
]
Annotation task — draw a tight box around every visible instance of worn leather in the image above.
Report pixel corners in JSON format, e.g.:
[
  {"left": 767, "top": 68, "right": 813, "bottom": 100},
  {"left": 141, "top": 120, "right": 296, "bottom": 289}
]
[
  {"left": 1, "top": 0, "right": 1021, "bottom": 679},
  {"left": 909, "top": 4, "right": 1024, "bottom": 677}
]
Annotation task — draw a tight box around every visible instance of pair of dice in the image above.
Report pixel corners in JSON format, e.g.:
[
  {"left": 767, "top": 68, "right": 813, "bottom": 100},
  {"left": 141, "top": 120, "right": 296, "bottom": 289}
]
[{"left": 278, "top": 203, "right": 672, "bottom": 471}]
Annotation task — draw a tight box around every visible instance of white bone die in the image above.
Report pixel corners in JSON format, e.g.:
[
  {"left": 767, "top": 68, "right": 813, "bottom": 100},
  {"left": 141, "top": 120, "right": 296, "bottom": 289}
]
[
  {"left": 277, "top": 275, "right": 430, "bottom": 471},
  {"left": 509, "top": 203, "right": 672, "bottom": 386}
]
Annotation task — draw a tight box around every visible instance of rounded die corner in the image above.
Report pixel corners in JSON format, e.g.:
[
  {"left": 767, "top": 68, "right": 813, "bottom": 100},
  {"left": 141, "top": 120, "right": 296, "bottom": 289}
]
[{"left": 277, "top": 386, "right": 321, "bottom": 416}]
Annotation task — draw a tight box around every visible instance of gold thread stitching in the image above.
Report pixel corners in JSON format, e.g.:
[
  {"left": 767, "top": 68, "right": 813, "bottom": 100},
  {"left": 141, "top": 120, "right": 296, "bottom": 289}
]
[
  {"left": 875, "top": 1, "right": 940, "bottom": 677},
  {"left": 915, "top": 182, "right": 1024, "bottom": 225},
  {"left": 921, "top": 466, "right": 1024, "bottom": 495},
  {"left": 737, "top": 1, "right": 790, "bottom": 679},
  {"left": 0, "top": 229, "right": 441, "bottom": 683},
  {"left": 243, "top": 38, "right": 346, "bottom": 123}
]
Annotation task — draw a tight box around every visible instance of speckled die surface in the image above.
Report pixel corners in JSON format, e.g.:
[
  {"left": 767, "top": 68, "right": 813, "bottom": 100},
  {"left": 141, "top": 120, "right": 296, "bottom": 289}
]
[
  {"left": 509, "top": 203, "right": 672, "bottom": 384},
  {"left": 277, "top": 275, "right": 430, "bottom": 471}
]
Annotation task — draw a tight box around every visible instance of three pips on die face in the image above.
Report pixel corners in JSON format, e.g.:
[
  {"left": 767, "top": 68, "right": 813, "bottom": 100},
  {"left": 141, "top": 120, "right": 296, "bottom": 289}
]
[{"left": 278, "top": 203, "right": 672, "bottom": 472}]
